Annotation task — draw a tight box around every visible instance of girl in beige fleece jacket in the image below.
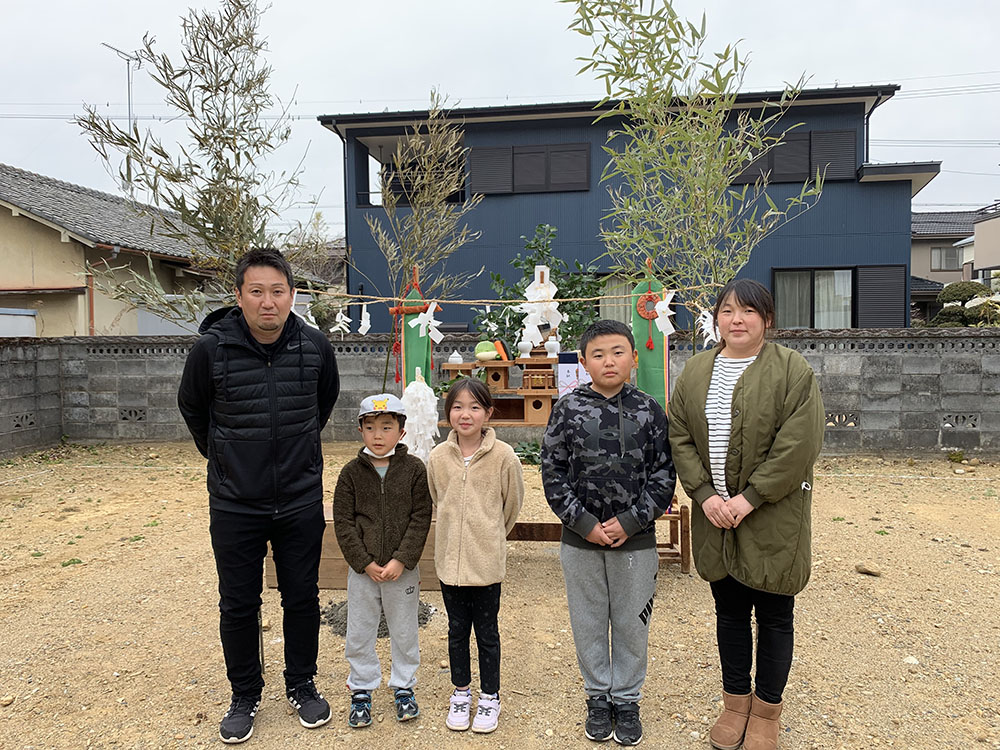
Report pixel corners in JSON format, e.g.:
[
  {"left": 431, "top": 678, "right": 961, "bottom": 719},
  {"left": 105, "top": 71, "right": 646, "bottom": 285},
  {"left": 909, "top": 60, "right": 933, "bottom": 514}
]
[{"left": 427, "top": 378, "right": 523, "bottom": 735}]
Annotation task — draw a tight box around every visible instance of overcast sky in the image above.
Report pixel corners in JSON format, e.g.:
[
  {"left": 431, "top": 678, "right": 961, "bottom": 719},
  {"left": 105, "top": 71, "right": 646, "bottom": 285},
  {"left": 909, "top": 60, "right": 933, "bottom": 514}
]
[{"left": 3, "top": 0, "right": 998, "bottom": 238}]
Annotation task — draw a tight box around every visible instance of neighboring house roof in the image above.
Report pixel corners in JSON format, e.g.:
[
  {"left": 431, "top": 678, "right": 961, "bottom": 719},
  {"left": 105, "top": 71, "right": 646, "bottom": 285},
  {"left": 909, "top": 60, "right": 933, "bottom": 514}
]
[
  {"left": 0, "top": 162, "right": 197, "bottom": 260},
  {"left": 910, "top": 275, "right": 944, "bottom": 294},
  {"left": 912, "top": 209, "right": 986, "bottom": 237},
  {"left": 319, "top": 84, "right": 900, "bottom": 136}
]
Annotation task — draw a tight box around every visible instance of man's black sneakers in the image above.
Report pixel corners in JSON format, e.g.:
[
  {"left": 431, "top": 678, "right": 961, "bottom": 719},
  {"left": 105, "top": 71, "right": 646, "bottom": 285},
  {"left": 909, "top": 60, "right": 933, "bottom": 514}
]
[
  {"left": 219, "top": 694, "right": 261, "bottom": 744},
  {"left": 613, "top": 702, "right": 643, "bottom": 746},
  {"left": 585, "top": 694, "right": 614, "bottom": 741},
  {"left": 286, "top": 679, "right": 332, "bottom": 729}
]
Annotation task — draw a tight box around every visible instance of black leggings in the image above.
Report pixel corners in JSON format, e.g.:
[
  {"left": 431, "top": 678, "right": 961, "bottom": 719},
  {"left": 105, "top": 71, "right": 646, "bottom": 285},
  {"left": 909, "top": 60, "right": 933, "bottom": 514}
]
[
  {"left": 710, "top": 576, "right": 795, "bottom": 704},
  {"left": 440, "top": 582, "right": 501, "bottom": 695}
]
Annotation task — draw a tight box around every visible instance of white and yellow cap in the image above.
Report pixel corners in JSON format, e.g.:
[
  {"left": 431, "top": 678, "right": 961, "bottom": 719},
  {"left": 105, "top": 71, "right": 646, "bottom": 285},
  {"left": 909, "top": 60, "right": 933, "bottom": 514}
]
[{"left": 357, "top": 393, "right": 406, "bottom": 421}]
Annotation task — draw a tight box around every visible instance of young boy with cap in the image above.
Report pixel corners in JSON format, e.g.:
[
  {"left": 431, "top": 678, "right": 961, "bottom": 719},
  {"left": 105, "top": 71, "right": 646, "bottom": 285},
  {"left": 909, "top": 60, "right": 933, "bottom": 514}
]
[{"left": 332, "top": 394, "right": 433, "bottom": 728}]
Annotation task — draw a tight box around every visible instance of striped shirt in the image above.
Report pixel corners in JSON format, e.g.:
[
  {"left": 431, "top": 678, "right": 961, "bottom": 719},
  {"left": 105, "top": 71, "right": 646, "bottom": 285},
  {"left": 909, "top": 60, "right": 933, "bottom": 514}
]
[{"left": 705, "top": 354, "right": 757, "bottom": 501}]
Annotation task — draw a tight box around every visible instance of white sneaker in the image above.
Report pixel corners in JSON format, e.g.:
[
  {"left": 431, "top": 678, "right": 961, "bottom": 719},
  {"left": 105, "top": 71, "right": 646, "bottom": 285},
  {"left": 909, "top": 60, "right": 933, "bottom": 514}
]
[
  {"left": 472, "top": 694, "right": 501, "bottom": 733},
  {"left": 446, "top": 691, "right": 472, "bottom": 731}
]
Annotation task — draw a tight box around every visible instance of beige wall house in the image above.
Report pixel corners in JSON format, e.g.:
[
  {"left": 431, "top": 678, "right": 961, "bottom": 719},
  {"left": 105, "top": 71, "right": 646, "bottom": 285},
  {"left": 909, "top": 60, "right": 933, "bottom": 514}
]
[
  {"left": 0, "top": 163, "right": 203, "bottom": 336},
  {"left": 910, "top": 208, "right": 985, "bottom": 286},
  {"left": 972, "top": 203, "right": 1000, "bottom": 288}
]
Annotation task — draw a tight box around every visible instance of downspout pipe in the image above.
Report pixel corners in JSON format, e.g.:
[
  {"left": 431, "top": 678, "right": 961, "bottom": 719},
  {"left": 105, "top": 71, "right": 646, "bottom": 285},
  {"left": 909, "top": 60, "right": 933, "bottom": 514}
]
[{"left": 864, "top": 90, "right": 888, "bottom": 163}]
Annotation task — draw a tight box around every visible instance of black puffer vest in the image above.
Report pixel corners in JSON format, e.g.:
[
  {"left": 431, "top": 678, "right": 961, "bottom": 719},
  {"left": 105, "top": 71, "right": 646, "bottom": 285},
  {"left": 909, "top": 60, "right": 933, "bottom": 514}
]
[{"left": 202, "top": 308, "right": 326, "bottom": 515}]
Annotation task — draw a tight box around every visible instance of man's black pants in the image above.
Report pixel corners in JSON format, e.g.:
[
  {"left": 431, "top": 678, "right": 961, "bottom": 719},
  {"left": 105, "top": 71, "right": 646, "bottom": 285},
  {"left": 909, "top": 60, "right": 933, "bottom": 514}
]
[
  {"left": 709, "top": 575, "right": 795, "bottom": 704},
  {"left": 209, "top": 503, "right": 326, "bottom": 697}
]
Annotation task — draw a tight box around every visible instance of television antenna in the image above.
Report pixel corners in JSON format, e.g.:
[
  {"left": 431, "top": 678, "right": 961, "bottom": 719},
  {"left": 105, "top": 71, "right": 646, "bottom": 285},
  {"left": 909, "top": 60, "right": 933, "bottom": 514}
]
[{"left": 101, "top": 42, "right": 142, "bottom": 133}]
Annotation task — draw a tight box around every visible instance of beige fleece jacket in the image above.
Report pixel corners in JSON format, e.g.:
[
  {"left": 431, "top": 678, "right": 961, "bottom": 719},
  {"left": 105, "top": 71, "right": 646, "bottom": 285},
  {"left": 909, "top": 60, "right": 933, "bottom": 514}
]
[{"left": 427, "top": 427, "right": 524, "bottom": 586}]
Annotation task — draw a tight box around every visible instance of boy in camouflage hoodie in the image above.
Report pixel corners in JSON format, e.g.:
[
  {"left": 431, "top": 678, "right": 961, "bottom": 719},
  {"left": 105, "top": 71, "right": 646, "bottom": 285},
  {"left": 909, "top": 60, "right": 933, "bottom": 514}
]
[{"left": 541, "top": 320, "right": 675, "bottom": 746}]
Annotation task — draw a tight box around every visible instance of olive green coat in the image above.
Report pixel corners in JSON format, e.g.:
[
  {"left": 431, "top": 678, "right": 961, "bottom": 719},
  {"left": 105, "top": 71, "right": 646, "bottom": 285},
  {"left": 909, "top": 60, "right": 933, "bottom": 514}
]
[{"left": 668, "top": 342, "right": 824, "bottom": 595}]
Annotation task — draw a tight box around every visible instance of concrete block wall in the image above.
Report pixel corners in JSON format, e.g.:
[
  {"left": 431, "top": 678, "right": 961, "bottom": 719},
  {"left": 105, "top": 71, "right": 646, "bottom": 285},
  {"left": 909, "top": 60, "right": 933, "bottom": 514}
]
[
  {"left": 668, "top": 328, "right": 1000, "bottom": 455},
  {"left": 0, "top": 340, "right": 63, "bottom": 455},
  {"left": 2, "top": 328, "right": 999, "bottom": 458}
]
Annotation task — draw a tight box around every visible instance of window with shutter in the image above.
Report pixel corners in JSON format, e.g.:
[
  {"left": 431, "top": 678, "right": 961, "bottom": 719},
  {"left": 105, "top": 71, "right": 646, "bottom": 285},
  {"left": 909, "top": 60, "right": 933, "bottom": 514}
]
[
  {"left": 513, "top": 147, "right": 547, "bottom": 193},
  {"left": 772, "top": 132, "right": 810, "bottom": 181},
  {"left": 468, "top": 147, "right": 513, "bottom": 194},
  {"left": 811, "top": 130, "right": 857, "bottom": 180},
  {"left": 549, "top": 144, "right": 590, "bottom": 191},
  {"left": 856, "top": 265, "right": 906, "bottom": 328}
]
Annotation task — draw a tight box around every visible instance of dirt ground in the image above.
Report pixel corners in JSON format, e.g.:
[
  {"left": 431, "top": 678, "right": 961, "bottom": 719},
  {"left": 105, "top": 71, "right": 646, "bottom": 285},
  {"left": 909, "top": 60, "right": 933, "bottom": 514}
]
[{"left": 0, "top": 441, "right": 998, "bottom": 750}]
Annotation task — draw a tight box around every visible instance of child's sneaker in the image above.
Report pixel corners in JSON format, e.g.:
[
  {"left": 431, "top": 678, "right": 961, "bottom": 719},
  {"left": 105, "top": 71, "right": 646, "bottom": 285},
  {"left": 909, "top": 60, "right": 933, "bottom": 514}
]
[
  {"left": 471, "top": 693, "right": 501, "bottom": 734},
  {"left": 585, "top": 694, "right": 614, "bottom": 741},
  {"left": 446, "top": 689, "right": 472, "bottom": 731},
  {"left": 394, "top": 688, "right": 419, "bottom": 721},
  {"left": 286, "top": 679, "right": 331, "bottom": 728},
  {"left": 348, "top": 691, "right": 372, "bottom": 728},
  {"left": 219, "top": 694, "right": 261, "bottom": 744},
  {"left": 612, "top": 702, "right": 642, "bottom": 746}
]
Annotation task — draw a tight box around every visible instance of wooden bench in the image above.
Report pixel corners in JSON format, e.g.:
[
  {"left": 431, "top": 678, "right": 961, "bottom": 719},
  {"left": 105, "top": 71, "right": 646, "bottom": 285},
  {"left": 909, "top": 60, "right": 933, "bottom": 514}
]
[{"left": 267, "top": 503, "right": 690, "bottom": 590}]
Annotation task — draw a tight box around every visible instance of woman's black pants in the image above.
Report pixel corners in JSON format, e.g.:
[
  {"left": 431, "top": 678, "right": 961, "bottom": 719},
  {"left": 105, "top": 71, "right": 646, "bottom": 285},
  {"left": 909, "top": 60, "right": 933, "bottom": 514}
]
[{"left": 709, "top": 575, "right": 795, "bottom": 704}]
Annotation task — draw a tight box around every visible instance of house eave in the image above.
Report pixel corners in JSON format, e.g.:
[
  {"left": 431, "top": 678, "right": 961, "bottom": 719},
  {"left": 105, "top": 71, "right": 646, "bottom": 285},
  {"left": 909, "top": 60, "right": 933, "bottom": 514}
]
[
  {"left": 858, "top": 162, "right": 941, "bottom": 197},
  {"left": 319, "top": 84, "right": 900, "bottom": 138}
]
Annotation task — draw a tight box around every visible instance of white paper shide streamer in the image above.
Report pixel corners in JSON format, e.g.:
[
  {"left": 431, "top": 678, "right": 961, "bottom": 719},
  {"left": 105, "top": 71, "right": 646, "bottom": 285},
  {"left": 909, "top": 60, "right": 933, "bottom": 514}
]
[
  {"left": 517, "top": 265, "right": 562, "bottom": 348},
  {"left": 408, "top": 302, "right": 444, "bottom": 344},
  {"left": 654, "top": 291, "right": 676, "bottom": 337},
  {"left": 329, "top": 308, "right": 351, "bottom": 337},
  {"left": 358, "top": 303, "right": 371, "bottom": 335},
  {"left": 697, "top": 308, "right": 719, "bottom": 345},
  {"left": 400, "top": 366, "right": 439, "bottom": 462}
]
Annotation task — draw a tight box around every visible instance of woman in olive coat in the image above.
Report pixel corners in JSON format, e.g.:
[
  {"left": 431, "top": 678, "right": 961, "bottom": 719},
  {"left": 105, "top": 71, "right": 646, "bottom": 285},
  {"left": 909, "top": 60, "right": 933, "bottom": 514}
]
[{"left": 668, "top": 280, "right": 824, "bottom": 750}]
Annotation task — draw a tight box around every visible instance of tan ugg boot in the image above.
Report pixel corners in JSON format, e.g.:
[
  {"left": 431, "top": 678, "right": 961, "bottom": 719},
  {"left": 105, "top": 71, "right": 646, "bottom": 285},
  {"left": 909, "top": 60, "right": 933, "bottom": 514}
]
[
  {"left": 709, "top": 691, "right": 751, "bottom": 750},
  {"left": 742, "top": 694, "right": 783, "bottom": 750}
]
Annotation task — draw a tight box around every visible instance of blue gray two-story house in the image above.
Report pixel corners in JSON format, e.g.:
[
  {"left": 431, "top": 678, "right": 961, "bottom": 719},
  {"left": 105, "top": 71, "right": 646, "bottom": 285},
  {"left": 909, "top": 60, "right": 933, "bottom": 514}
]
[{"left": 319, "top": 85, "right": 939, "bottom": 332}]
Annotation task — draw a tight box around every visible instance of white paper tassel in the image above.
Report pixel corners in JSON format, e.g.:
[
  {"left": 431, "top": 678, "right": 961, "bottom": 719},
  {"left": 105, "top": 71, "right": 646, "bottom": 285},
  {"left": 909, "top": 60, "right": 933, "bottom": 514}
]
[{"left": 400, "top": 367, "right": 439, "bottom": 462}]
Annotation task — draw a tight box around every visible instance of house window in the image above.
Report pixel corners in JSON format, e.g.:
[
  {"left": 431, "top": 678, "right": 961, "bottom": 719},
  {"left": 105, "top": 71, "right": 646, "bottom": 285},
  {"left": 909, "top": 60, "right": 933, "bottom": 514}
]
[
  {"left": 734, "top": 129, "right": 856, "bottom": 185},
  {"left": 469, "top": 143, "right": 590, "bottom": 195},
  {"left": 931, "top": 246, "right": 962, "bottom": 271},
  {"left": 774, "top": 269, "right": 853, "bottom": 329}
]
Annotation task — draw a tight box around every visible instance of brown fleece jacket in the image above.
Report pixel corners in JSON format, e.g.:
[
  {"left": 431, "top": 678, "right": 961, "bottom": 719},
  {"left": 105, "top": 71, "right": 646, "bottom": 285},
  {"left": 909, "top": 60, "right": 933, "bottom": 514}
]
[{"left": 332, "top": 443, "right": 432, "bottom": 573}]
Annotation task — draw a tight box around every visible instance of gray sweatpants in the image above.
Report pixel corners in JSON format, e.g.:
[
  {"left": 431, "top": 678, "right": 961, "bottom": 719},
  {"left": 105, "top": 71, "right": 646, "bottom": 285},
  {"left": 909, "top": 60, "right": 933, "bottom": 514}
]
[
  {"left": 345, "top": 566, "right": 421, "bottom": 692},
  {"left": 560, "top": 543, "right": 658, "bottom": 704}
]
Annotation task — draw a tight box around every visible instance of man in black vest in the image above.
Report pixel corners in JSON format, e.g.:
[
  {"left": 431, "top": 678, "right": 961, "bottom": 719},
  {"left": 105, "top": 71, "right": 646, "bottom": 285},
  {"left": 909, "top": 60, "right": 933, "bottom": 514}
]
[{"left": 178, "top": 248, "right": 339, "bottom": 743}]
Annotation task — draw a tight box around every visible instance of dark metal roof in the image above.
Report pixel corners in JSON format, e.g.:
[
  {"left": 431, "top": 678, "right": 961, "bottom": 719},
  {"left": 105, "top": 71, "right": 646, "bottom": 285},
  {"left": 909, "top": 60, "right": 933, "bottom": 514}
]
[
  {"left": 910, "top": 275, "right": 945, "bottom": 294},
  {"left": 319, "top": 84, "right": 900, "bottom": 135},
  {"left": 0, "top": 162, "right": 199, "bottom": 260},
  {"left": 911, "top": 209, "right": 986, "bottom": 237}
]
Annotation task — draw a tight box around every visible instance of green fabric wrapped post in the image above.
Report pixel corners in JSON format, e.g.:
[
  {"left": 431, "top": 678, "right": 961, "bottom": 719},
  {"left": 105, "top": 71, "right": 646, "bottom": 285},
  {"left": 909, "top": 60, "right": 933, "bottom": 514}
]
[
  {"left": 401, "top": 288, "right": 432, "bottom": 389},
  {"left": 631, "top": 278, "right": 669, "bottom": 411}
]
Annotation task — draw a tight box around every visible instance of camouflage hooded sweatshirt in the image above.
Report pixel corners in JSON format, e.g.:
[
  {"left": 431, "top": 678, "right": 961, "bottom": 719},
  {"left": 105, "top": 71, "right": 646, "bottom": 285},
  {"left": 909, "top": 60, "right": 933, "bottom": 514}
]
[{"left": 541, "top": 383, "right": 676, "bottom": 551}]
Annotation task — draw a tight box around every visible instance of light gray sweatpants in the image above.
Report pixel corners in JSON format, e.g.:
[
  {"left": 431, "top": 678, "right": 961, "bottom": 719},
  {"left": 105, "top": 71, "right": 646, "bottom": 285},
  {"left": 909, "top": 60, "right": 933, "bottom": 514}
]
[
  {"left": 345, "top": 565, "right": 421, "bottom": 692},
  {"left": 560, "top": 543, "right": 658, "bottom": 704}
]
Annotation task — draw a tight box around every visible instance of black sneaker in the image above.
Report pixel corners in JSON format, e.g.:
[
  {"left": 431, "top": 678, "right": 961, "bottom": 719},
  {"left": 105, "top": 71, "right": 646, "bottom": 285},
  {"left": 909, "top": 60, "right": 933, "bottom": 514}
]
[
  {"left": 219, "top": 694, "right": 261, "bottom": 744},
  {"left": 613, "top": 702, "right": 642, "bottom": 746},
  {"left": 348, "top": 691, "right": 372, "bottom": 728},
  {"left": 394, "top": 688, "right": 419, "bottom": 721},
  {"left": 286, "top": 679, "right": 332, "bottom": 729},
  {"left": 585, "top": 694, "right": 614, "bottom": 742}
]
